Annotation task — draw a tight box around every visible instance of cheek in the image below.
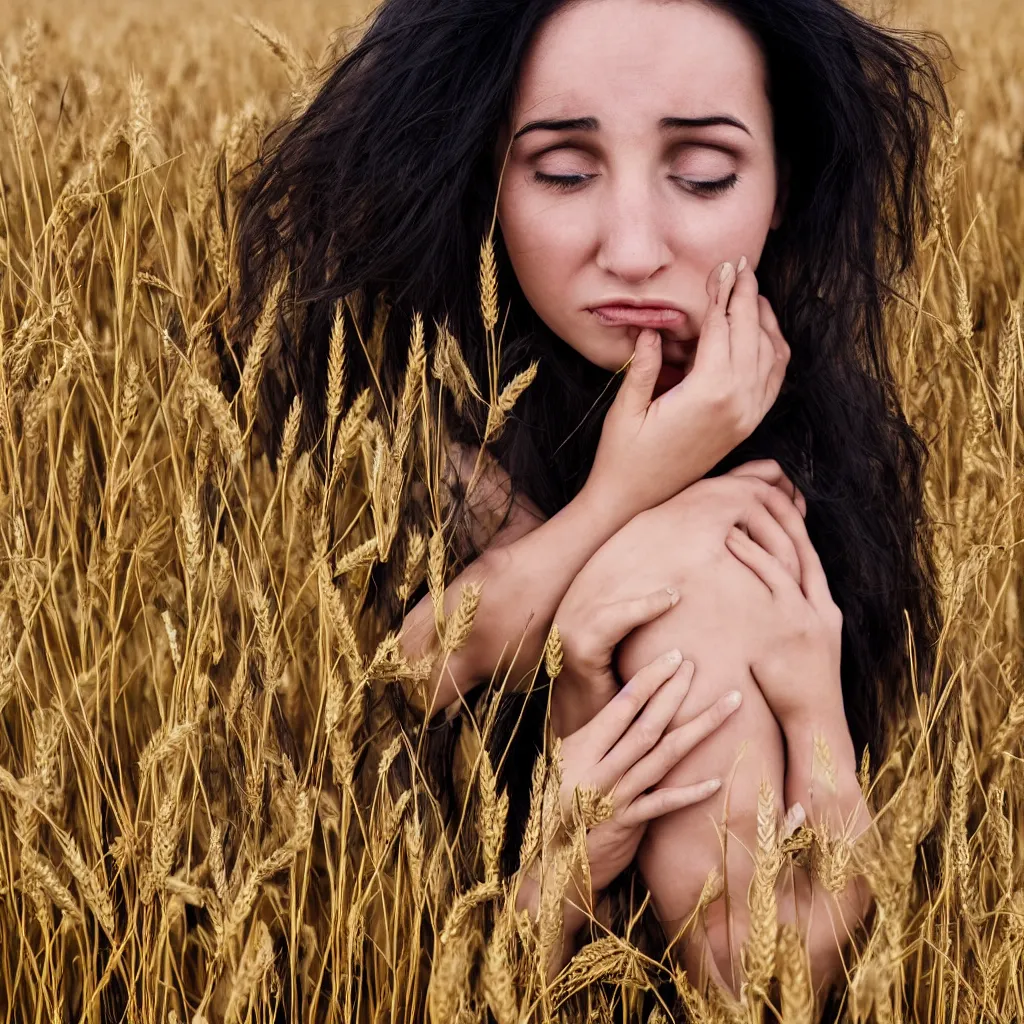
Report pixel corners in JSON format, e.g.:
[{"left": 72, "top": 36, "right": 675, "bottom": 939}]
[
  {"left": 498, "top": 182, "right": 590, "bottom": 308},
  {"left": 677, "top": 186, "right": 777, "bottom": 265},
  {"left": 667, "top": 180, "right": 778, "bottom": 325},
  {"left": 500, "top": 185, "right": 587, "bottom": 258}
]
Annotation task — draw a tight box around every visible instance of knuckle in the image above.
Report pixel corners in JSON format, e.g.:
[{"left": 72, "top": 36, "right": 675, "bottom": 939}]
[
  {"left": 749, "top": 479, "right": 774, "bottom": 503},
  {"left": 617, "top": 687, "right": 644, "bottom": 719},
  {"left": 763, "top": 486, "right": 799, "bottom": 519},
  {"left": 638, "top": 712, "right": 663, "bottom": 745},
  {"left": 707, "top": 702, "right": 727, "bottom": 729},
  {"left": 796, "top": 616, "right": 817, "bottom": 641},
  {"left": 635, "top": 720, "right": 659, "bottom": 749}
]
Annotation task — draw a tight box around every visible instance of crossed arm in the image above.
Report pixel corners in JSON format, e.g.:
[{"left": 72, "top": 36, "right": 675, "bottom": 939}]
[
  {"left": 396, "top": 446, "right": 873, "bottom": 1002},
  {"left": 557, "top": 491, "right": 874, "bottom": 1003}
]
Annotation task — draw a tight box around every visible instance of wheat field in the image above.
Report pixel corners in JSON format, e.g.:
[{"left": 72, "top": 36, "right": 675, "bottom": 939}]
[{"left": 0, "top": 0, "right": 1021, "bottom": 1021}]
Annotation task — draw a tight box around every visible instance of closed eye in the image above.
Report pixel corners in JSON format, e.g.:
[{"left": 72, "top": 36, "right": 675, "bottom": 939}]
[
  {"left": 672, "top": 173, "right": 739, "bottom": 196},
  {"left": 533, "top": 171, "right": 740, "bottom": 196}
]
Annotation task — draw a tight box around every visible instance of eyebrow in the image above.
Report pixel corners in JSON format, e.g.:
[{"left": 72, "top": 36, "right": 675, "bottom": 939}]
[{"left": 512, "top": 114, "right": 752, "bottom": 140}]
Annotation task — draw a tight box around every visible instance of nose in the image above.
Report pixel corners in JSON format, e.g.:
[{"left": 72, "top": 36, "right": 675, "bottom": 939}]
[{"left": 594, "top": 178, "right": 672, "bottom": 284}]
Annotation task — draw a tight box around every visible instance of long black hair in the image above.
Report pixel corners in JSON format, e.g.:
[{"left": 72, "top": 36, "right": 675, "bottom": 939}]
[{"left": 224, "top": 0, "right": 949, "bottom": 942}]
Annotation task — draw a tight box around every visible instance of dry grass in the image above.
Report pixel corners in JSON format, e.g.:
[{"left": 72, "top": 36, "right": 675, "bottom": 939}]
[{"left": 0, "top": 0, "right": 1022, "bottom": 1020}]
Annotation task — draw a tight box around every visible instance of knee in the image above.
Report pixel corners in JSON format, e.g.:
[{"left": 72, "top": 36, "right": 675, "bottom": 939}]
[{"left": 614, "top": 549, "right": 775, "bottom": 687}]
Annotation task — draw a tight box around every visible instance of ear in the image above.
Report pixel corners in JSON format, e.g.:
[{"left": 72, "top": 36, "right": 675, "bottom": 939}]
[{"left": 771, "top": 156, "right": 790, "bottom": 231}]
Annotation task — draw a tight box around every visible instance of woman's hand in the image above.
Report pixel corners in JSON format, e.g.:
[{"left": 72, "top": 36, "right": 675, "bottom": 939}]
[
  {"left": 552, "top": 652, "right": 743, "bottom": 897},
  {"left": 654, "top": 461, "right": 810, "bottom": 582},
  {"left": 585, "top": 258, "right": 791, "bottom": 522},
  {"left": 550, "top": 460, "right": 806, "bottom": 739},
  {"left": 723, "top": 502, "right": 844, "bottom": 732},
  {"left": 550, "top": 586, "right": 682, "bottom": 740}
]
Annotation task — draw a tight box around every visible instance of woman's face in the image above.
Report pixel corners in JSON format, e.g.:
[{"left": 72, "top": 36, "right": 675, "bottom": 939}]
[{"left": 496, "top": 0, "right": 783, "bottom": 397}]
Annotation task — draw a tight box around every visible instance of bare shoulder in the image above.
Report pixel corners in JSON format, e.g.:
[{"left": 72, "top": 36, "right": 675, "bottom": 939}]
[{"left": 445, "top": 441, "right": 547, "bottom": 552}]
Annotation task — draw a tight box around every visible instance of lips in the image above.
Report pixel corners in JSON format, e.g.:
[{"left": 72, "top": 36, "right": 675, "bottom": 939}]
[{"left": 590, "top": 305, "right": 685, "bottom": 329}]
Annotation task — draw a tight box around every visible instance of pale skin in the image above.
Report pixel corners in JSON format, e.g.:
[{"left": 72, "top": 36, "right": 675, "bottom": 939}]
[
  {"left": 396, "top": 0, "right": 876, "bottom": 1005},
  {"left": 403, "top": 447, "right": 873, "bottom": 1000}
]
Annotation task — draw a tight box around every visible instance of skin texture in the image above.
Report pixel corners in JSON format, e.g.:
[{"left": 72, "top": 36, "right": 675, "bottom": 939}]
[{"left": 496, "top": 0, "right": 784, "bottom": 397}]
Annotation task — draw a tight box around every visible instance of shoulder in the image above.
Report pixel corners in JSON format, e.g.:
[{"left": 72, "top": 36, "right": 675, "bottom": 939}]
[{"left": 445, "top": 442, "right": 547, "bottom": 552}]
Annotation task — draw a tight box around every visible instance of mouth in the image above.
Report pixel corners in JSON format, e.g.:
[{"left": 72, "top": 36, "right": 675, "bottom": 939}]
[{"left": 589, "top": 305, "right": 686, "bottom": 330}]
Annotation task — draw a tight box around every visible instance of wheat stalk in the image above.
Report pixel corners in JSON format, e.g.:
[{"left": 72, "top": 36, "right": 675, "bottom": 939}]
[
  {"left": 479, "top": 236, "right": 499, "bottom": 334},
  {"left": 776, "top": 923, "right": 814, "bottom": 1024},
  {"left": 741, "top": 776, "right": 781, "bottom": 1012}
]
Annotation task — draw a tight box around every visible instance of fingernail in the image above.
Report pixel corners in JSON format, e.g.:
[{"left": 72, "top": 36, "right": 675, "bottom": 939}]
[
  {"left": 665, "top": 587, "right": 679, "bottom": 606},
  {"left": 785, "top": 802, "right": 806, "bottom": 832},
  {"left": 704, "top": 778, "right": 722, "bottom": 792},
  {"left": 664, "top": 649, "right": 682, "bottom": 664},
  {"left": 724, "top": 690, "right": 742, "bottom": 710},
  {"left": 737, "top": 255, "right": 748, "bottom": 273},
  {"left": 718, "top": 261, "right": 732, "bottom": 283}
]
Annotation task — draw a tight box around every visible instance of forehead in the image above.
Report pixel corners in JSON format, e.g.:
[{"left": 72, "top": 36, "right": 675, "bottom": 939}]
[{"left": 513, "top": 0, "right": 771, "bottom": 131}]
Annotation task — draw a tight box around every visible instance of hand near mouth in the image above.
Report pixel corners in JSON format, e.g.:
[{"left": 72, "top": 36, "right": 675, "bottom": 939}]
[{"left": 584, "top": 257, "right": 792, "bottom": 521}]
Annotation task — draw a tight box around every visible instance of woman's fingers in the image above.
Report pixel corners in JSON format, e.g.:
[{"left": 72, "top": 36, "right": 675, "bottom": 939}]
[
  {"left": 695, "top": 262, "right": 737, "bottom": 376},
  {"left": 612, "top": 688, "right": 743, "bottom": 804},
  {"left": 589, "top": 656, "right": 695, "bottom": 781},
  {"left": 758, "top": 292, "right": 788, "bottom": 354},
  {"left": 724, "top": 527, "right": 797, "bottom": 599},
  {"left": 726, "top": 255, "right": 760, "bottom": 371},
  {"left": 722, "top": 460, "right": 806, "bottom": 518},
  {"left": 734, "top": 502, "right": 801, "bottom": 584},
  {"left": 739, "top": 489, "right": 836, "bottom": 612},
  {"left": 581, "top": 650, "right": 688, "bottom": 760},
  {"left": 782, "top": 802, "right": 806, "bottom": 839},
  {"left": 618, "top": 779, "right": 723, "bottom": 828},
  {"left": 758, "top": 294, "right": 790, "bottom": 411},
  {"left": 591, "top": 587, "right": 681, "bottom": 656}
]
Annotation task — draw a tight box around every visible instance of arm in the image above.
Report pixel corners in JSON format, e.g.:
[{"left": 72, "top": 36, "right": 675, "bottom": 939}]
[
  {"left": 397, "top": 479, "right": 635, "bottom": 719},
  {"left": 777, "top": 712, "right": 874, "bottom": 999},
  {"left": 659, "top": 715, "right": 871, "bottom": 1005},
  {"left": 514, "top": 860, "right": 593, "bottom": 982}
]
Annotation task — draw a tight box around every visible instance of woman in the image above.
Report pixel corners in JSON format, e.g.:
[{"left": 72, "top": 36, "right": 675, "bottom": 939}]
[{"left": 227, "top": 0, "right": 948, "bottom": 1009}]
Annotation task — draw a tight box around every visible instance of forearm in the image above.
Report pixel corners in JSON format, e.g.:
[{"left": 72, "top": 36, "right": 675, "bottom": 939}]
[
  {"left": 782, "top": 712, "right": 862, "bottom": 825},
  {"left": 647, "top": 712, "right": 872, "bottom": 1001},
  {"left": 398, "top": 483, "right": 635, "bottom": 718},
  {"left": 778, "top": 714, "right": 875, "bottom": 998},
  {"left": 515, "top": 866, "right": 593, "bottom": 982}
]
